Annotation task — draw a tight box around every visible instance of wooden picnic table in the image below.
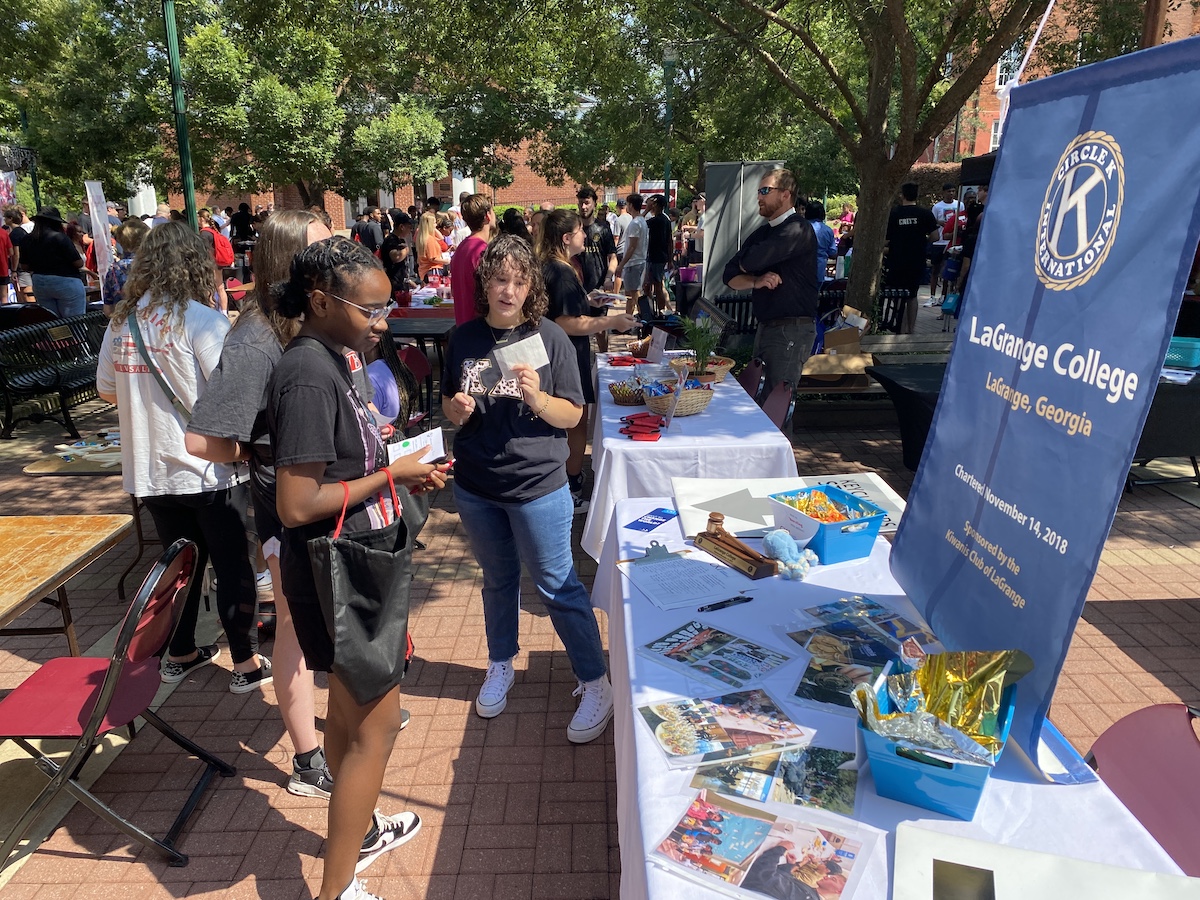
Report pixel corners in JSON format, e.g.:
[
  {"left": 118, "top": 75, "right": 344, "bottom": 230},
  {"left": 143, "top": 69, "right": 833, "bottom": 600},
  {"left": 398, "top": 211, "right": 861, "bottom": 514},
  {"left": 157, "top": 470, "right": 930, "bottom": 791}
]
[{"left": 0, "top": 514, "right": 134, "bottom": 656}]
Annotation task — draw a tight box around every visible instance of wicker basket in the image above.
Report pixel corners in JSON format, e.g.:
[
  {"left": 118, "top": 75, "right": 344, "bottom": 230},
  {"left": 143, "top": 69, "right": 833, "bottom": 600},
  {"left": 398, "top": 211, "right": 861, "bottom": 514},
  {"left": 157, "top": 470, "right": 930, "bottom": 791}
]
[
  {"left": 608, "top": 382, "right": 645, "bottom": 406},
  {"left": 669, "top": 355, "right": 736, "bottom": 382},
  {"left": 645, "top": 387, "right": 714, "bottom": 417},
  {"left": 628, "top": 337, "right": 651, "bottom": 358}
]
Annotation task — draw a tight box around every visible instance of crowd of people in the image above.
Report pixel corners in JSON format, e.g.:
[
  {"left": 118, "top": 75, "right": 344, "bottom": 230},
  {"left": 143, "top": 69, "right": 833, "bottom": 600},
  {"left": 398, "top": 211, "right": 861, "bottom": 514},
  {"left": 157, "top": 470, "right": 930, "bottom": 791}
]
[
  {"left": 0, "top": 164, "right": 1014, "bottom": 900},
  {"left": 44, "top": 181, "right": 677, "bottom": 900}
]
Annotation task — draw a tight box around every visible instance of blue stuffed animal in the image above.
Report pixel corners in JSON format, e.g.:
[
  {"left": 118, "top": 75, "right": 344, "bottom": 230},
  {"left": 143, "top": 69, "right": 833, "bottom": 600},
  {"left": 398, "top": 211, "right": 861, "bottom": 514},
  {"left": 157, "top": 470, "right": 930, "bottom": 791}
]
[{"left": 762, "top": 529, "right": 819, "bottom": 580}]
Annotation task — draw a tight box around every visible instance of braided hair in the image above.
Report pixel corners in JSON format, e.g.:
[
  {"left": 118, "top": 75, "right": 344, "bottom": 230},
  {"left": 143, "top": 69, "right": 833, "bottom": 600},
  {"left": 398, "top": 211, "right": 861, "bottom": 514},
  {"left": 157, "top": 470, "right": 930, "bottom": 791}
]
[{"left": 273, "top": 235, "right": 384, "bottom": 319}]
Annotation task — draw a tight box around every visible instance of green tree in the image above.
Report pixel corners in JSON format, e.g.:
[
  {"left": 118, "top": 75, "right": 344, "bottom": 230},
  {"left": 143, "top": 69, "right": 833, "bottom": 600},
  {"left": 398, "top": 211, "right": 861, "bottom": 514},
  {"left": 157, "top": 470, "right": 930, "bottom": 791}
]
[
  {"left": 0, "top": 0, "right": 172, "bottom": 207},
  {"left": 681, "top": 0, "right": 1051, "bottom": 312}
]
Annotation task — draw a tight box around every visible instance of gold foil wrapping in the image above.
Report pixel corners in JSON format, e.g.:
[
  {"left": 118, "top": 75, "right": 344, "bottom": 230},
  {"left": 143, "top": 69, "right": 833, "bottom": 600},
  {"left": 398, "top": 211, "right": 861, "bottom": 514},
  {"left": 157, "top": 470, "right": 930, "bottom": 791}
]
[
  {"left": 852, "top": 650, "right": 1024, "bottom": 765},
  {"left": 911, "top": 650, "right": 1014, "bottom": 755}
]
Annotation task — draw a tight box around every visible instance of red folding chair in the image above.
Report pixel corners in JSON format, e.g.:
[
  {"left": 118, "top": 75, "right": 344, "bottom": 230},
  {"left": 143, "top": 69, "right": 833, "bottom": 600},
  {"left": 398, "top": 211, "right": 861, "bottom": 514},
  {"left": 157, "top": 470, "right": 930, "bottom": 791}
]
[
  {"left": 762, "top": 380, "right": 796, "bottom": 432},
  {"left": 1086, "top": 703, "right": 1200, "bottom": 875},
  {"left": 736, "top": 357, "right": 765, "bottom": 402},
  {"left": 0, "top": 539, "right": 235, "bottom": 871},
  {"left": 398, "top": 344, "right": 433, "bottom": 433}
]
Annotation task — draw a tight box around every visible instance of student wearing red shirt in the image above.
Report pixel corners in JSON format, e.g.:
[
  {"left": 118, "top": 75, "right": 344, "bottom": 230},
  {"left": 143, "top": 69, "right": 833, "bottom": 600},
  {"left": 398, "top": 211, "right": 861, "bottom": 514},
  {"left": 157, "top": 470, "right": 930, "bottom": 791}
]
[{"left": 449, "top": 194, "right": 494, "bottom": 326}]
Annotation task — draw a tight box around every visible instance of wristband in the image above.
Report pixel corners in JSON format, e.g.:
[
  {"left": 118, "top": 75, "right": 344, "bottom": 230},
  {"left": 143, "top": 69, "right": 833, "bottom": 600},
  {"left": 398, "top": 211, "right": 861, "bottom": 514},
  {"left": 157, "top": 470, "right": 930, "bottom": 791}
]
[{"left": 533, "top": 392, "right": 551, "bottom": 418}]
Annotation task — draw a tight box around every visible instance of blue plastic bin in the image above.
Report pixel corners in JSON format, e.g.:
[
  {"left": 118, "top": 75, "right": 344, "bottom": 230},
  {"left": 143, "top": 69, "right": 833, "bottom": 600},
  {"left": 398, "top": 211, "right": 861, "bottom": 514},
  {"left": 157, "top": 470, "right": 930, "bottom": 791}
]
[
  {"left": 857, "top": 684, "right": 1016, "bottom": 820},
  {"left": 768, "top": 486, "right": 886, "bottom": 564}
]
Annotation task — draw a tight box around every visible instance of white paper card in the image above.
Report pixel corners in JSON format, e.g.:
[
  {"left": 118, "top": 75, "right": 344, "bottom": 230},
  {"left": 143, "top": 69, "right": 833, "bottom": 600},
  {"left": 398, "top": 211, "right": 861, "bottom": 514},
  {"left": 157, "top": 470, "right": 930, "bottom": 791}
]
[
  {"left": 646, "top": 327, "right": 668, "bottom": 363},
  {"left": 492, "top": 332, "right": 550, "bottom": 380},
  {"left": 386, "top": 427, "right": 445, "bottom": 464},
  {"left": 893, "top": 824, "right": 1198, "bottom": 900}
]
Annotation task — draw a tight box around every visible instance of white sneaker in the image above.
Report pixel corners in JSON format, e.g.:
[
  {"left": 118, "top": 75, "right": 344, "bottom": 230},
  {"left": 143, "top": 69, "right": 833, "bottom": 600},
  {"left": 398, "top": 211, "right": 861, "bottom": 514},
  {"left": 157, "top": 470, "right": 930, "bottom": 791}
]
[
  {"left": 255, "top": 569, "right": 273, "bottom": 601},
  {"left": 475, "top": 659, "right": 515, "bottom": 718},
  {"left": 355, "top": 809, "right": 422, "bottom": 874},
  {"left": 337, "top": 879, "right": 384, "bottom": 900},
  {"left": 568, "top": 675, "right": 614, "bottom": 743}
]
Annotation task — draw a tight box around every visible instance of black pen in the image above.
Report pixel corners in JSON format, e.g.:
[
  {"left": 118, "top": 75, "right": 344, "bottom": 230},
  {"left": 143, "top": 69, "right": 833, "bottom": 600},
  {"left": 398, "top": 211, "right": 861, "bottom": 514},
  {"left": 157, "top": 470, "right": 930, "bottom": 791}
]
[{"left": 697, "top": 594, "right": 754, "bottom": 613}]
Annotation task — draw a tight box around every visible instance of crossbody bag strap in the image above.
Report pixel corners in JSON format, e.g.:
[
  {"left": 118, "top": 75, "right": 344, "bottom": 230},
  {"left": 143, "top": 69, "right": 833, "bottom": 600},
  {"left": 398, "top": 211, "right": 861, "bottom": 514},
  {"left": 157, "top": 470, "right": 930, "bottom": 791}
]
[{"left": 127, "top": 313, "right": 192, "bottom": 422}]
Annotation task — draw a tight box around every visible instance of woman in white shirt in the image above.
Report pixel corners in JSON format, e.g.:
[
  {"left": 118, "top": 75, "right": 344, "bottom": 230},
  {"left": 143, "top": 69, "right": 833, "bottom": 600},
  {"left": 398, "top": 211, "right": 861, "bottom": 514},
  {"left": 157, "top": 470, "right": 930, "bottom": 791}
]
[{"left": 96, "top": 221, "right": 268, "bottom": 694}]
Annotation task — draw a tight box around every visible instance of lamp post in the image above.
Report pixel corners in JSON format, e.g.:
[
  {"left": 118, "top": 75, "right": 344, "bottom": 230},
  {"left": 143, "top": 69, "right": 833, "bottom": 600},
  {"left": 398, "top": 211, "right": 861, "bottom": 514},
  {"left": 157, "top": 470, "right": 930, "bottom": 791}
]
[
  {"left": 662, "top": 44, "right": 677, "bottom": 205},
  {"left": 162, "top": 0, "right": 198, "bottom": 228}
]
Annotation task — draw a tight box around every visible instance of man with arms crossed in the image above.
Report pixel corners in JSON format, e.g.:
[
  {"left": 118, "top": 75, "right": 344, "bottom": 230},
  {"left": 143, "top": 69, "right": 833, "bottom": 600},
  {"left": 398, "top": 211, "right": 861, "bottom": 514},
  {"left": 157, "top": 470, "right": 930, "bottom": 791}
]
[{"left": 723, "top": 168, "right": 818, "bottom": 397}]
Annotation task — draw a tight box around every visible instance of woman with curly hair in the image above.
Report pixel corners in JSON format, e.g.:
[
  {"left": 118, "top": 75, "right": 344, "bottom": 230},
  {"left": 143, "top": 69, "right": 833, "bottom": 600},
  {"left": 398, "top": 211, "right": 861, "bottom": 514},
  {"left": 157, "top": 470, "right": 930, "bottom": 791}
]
[
  {"left": 95, "top": 220, "right": 267, "bottom": 692},
  {"left": 441, "top": 234, "right": 613, "bottom": 744},
  {"left": 185, "top": 209, "right": 335, "bottom": 796}
]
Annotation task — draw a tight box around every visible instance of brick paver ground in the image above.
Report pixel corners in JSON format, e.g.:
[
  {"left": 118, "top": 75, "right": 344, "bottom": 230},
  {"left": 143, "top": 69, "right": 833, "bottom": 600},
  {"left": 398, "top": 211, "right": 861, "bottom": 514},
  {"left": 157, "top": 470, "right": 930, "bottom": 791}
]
[{"left": 0, "top": 299, "right": 1197, "bottom": 898}]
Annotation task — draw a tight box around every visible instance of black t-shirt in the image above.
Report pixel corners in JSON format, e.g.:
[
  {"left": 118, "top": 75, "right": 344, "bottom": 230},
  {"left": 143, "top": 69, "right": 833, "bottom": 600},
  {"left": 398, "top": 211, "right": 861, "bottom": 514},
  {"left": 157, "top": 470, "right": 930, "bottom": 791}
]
[
  {"left": 441, "top": 317, "right": 583, "bottom": 503},
  {"left": 189, "top": 312, "right": 282, "bottom": 497},
  {"left": 230, "top": 211, "right": 255, "bottom": 242},
  {"left": 268, "top": 335, "right": 392, "bottom": 603},
  {"left": 542, "top": 259, "right": 596, "bottom": 404},
  {"left": 23, "top": 230, "right": 82, "bottom": 278},
  {"left": 886, "top": 204, "right": 938, "bottom": 278},
  {"left": 9, "top": 226, "right": 26, "bottom": 256},
  {"left": 381, "top": 233, "right": 414, "bottom": 288},
  {"left": 578, "top": 219, "right": 616, "bottom": 292},
  {"left": 646, "top": 212, "right": 672, "bottom": 264}
]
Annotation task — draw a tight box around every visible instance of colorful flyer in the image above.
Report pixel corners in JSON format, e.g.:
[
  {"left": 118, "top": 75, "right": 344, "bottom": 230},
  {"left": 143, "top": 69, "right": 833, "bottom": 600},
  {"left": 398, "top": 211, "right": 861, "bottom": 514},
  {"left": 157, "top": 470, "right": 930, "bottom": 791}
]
[
  {"left": 689, "top": 746, "right": 859, "bottom": 817},
  {"left": 650, "top": 791, "right": 870, "bottom": 900},
  {"left": 638, "top": 620, "right": 794, "bottom": 689},
  {"left": 637, "top": 689, "right": 815, "bottom": 770},
  {"left": 792, "top": 656, "right": 889, "bottom": 712}
]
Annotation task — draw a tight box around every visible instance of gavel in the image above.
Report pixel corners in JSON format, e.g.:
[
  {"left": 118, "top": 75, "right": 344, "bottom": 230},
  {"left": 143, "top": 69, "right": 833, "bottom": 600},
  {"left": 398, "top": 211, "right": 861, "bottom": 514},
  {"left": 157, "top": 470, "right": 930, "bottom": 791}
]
[{"left": 701, "top": 512, "right": 773, "bottom": 566}]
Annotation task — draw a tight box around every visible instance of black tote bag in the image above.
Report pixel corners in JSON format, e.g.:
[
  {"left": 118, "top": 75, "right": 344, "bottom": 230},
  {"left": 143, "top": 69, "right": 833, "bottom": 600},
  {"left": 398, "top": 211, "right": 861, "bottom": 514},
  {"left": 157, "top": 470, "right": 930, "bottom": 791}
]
[{"left": 308, "top": 470, "right": 413, "bottom": 705}]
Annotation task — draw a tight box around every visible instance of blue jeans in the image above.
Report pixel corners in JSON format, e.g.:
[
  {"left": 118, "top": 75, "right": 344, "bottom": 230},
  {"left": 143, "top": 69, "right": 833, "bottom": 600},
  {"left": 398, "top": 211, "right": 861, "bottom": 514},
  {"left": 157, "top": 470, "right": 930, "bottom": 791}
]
[
  {"left": 32, "top": 274, "right": 86, "bottom": 317},
  {"left": 454, "top": 482, "right": 607, "bottom": 683}
]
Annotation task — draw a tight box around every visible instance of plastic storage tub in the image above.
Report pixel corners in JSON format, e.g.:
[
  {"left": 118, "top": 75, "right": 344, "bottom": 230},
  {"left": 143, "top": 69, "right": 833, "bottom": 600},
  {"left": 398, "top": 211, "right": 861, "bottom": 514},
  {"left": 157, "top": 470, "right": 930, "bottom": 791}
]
[
  {"left": 768, "top": 486, "right": 886, "bottom": 564},
  {"left": 857, "top": 684, "right": 1016, "bottom": 820}
]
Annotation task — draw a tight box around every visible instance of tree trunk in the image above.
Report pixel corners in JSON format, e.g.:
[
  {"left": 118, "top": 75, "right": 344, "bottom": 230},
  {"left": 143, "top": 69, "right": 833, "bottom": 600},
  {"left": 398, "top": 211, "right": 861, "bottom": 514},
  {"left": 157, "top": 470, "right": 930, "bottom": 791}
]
[
  {"left": 295, "top": 180, "right": 315, "bottom": 209},
  {"left": 845, "top": 157, "right": 908, "bottom": 319}
]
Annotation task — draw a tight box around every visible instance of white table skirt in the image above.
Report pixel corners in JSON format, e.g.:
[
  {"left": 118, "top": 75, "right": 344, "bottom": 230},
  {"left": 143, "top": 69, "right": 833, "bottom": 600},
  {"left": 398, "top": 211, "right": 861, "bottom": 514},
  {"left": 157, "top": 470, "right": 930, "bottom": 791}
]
[
  {"left": 600, "top": 497, "right": 1181, "bottom": 900},
  {"left": 581, "top": 362, "right": 797, "bottom": 561}
]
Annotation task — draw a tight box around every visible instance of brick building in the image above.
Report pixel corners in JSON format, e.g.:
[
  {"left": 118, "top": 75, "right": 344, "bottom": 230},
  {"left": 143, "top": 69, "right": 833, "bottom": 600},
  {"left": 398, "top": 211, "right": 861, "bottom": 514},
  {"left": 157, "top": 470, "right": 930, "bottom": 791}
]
[
  {"left": 921, "top": 6, "right": 1200, "bottom": 165},
  {"left": 169, "top": 138, "right": 639, "bottom": 231}
]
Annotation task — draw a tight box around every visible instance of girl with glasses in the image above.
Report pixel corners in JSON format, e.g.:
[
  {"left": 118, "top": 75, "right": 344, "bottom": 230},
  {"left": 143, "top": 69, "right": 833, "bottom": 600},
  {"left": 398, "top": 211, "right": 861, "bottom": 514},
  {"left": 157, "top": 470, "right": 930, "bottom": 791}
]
[{"left": 268, "top": 237, "right": 449, "bottom": 900}]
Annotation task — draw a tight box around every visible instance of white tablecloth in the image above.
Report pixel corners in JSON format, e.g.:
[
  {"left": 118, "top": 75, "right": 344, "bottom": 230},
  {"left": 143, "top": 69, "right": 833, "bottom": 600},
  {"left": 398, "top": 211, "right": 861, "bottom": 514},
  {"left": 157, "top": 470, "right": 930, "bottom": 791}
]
[
  {"left": 600, "top": 497, "right": 1181, "bottom": 900},
  {"left": 581, "top": 363, "right": 797, "bottom": 561}
]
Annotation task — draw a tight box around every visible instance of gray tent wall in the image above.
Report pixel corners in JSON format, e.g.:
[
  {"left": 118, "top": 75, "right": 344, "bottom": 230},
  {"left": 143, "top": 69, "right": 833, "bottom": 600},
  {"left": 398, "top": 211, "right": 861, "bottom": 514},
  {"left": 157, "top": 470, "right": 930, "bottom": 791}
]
[{"left": 702, "top": 160, "right": 786, "bottom": 301}]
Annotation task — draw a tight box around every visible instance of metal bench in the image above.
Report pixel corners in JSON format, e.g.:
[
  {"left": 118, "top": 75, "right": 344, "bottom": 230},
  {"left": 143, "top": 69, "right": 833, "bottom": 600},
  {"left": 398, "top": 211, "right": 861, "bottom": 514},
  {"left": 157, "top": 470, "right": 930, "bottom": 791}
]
[{"left": 0, "top": 311, "right": 108, "bottom": 439}]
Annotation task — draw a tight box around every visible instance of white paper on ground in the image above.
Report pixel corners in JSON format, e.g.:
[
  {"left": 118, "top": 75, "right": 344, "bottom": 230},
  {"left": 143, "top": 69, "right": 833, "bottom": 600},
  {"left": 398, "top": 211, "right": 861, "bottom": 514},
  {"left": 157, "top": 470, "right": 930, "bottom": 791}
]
[
  {"left": 672, "top": 473, "right": 907, "bottom": 539},
  {"left": 386, "top": 428, "right": 446, "bottom": 464},
  {"left": 492, "top": 332, "right": 550, "bottom": 380},
  {"left": 892, "top": 824, "right": 1198, "bottom": 900}
]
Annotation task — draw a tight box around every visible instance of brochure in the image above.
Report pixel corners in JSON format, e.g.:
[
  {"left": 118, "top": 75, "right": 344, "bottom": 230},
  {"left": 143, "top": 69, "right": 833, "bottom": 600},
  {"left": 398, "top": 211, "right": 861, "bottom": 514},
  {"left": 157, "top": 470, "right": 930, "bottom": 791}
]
[
  {"left": 689, "top": 746, "right": 859, "bottom": 817},
  {"left": 638, "top": 620, "right": 795, "bottom": 690},
  {"left": 637, "top": 689, "right": 815, "bottom": 770},
  {"left": 782, "top": 619, "right": 903, "bottom": 667},
  {"left": 792, "top": 656, "right": 889, "bottom": 712},
  {"left": 650, "top": 791, "right": 869, "bottom": 900}
]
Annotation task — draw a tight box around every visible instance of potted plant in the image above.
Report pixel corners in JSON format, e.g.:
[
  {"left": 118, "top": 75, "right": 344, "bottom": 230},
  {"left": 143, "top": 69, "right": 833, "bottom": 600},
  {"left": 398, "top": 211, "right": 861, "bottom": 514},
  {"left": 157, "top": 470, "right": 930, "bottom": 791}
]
[{"left": 677, "top": 315, "right": 729, "bottom": 382}]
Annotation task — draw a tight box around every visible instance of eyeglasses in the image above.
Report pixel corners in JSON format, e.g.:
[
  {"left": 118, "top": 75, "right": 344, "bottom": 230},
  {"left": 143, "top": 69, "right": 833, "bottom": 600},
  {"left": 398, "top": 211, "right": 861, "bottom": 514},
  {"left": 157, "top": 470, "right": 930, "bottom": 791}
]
[
  {"left": 329, "top": 292, "right": 395, "bottom": 322},
  {"left": 757, "top": 186, "right": 780, "bottom": 196}
]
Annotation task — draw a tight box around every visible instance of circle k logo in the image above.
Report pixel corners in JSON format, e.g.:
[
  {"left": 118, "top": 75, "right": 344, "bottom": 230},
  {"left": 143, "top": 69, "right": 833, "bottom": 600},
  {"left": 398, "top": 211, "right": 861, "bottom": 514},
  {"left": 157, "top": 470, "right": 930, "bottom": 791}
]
[{"left": 1035, "top": 131, "right": 1125, "bottom": 291}]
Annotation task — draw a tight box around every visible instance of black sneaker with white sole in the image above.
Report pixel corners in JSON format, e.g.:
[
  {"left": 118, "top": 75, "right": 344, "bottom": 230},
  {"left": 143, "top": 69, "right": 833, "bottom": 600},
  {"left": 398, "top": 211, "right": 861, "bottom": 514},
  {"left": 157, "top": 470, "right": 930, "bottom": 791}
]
[
  {"left": 229, "top": 656, "right": 273, "bottom": 694},
  {"left": 356, "top": 809, "right": 422, "bottom": 874}
]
